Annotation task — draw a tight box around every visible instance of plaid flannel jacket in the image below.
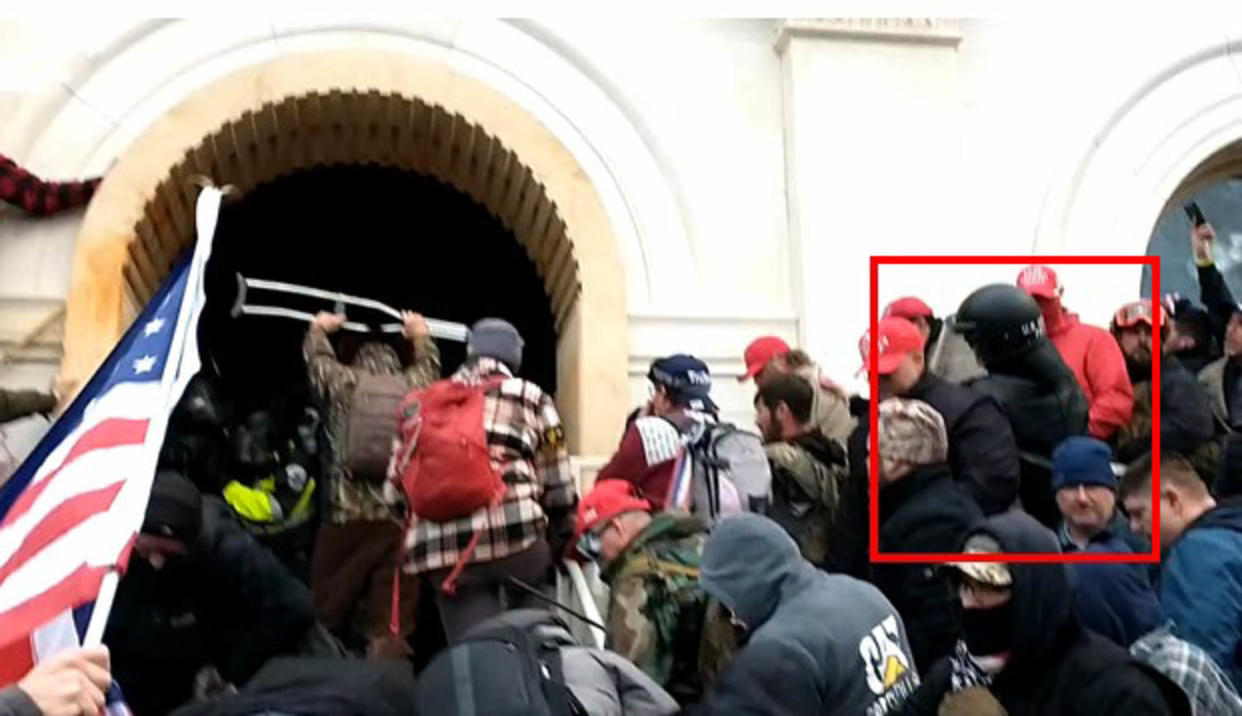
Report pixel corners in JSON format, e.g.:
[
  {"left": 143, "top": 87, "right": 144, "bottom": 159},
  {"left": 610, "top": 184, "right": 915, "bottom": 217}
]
[
  {"left": 0, "top": 154, "right": 101, "bottom": 216},
  {"left": 304, "top": 325, "right": 441, "bottom": 524},
  {"left": 405, "top": 358, "right": 576, "bottom": 574},
  {"left": 1131, "top": 623, "right": 1242, "bottom": 715}
]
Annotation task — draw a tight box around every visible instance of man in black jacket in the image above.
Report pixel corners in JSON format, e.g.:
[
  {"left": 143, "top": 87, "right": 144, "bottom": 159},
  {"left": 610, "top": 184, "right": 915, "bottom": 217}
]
[
  {"left": 863, "top": 316, "right": 1020, "bottom": 515},
  {"left": 874, "top": 397, "right": 983, "bottom": 674},
  {"left": 898, "top": 511, "right": 1190, "bottom": 716},
  {"left": 952, "top": 284, "right": 1089, "bottom": 528},
  {"left": 105, "top": 471, "right": 315, "bottom": 715}
]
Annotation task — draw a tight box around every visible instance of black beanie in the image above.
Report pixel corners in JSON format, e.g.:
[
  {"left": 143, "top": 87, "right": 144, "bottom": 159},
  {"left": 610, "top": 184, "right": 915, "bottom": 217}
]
[{"left": 142, "top": 470, "right": 203, "bottom": 543}]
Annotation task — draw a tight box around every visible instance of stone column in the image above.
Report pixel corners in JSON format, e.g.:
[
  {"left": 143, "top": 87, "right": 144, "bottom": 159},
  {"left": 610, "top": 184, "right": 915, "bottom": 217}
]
[{"left": 777, "top": 19, "right": 964, "bottom": 388}]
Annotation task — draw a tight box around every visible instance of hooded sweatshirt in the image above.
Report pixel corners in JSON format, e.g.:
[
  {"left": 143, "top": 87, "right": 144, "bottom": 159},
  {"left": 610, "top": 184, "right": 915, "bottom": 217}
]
[
  {"left": 900, "top": 511, "right": 1188, "bottom": 716},
  {"left": 876, "top": 463, "right": 983, "bottom": 673},
  {"left": 1160, "top": 498, "right": 1242, "bottom": 691},
  {"left": 694, "top": 514, "right": 919, "bottom": 715}
]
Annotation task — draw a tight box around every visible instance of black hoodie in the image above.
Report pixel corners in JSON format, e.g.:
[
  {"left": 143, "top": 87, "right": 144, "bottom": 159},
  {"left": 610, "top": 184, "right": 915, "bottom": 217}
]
[
  {"left": 875, "top": 464, "right": 984, "bottom": 674},
  {"left": 899, "top": 511, "right": 1190, "bottom": 716}
]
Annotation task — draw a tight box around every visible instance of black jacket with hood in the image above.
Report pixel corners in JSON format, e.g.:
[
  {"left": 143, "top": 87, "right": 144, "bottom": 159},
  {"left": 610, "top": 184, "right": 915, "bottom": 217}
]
[
  {"left": 875, "top": 463, "right": 983, "bottom": 674},
  {"left": 905, "top": 372, "right": 1021, "bottom": 516},
  {"left": 692, "top": 514, "right": 919, "bottom": 716},
  {"left": 899, "top": 511, "right": 1190, "bottom": 716},
  {"left": 105, "top": 497, "right": 315, "bottom": 716}
]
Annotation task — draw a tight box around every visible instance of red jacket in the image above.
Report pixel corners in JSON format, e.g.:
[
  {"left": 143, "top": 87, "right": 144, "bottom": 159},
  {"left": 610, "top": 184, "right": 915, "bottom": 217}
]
[{"left": 1045, "top": 309, "right": 1134, "bottom": 440}]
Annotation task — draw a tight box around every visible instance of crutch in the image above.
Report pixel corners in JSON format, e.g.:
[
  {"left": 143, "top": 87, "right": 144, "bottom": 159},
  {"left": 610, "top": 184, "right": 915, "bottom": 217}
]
[{"left": 230, "top": 273, "right": 469, "bottom": 342}]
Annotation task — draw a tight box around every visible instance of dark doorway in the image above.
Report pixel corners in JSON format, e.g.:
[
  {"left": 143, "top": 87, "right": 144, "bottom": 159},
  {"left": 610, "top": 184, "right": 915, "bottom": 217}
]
[{"left": 197, "top": 163, "right": 558, "bottom": 415}]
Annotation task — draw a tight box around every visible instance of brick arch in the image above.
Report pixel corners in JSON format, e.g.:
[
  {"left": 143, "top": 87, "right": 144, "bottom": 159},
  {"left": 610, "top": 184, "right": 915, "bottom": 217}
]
[
  {"left": 63, "top": 50, "right": 629, "bottom": 454},
  {"left": 119, "top": 90, "right": 581, "bottom": 333}
]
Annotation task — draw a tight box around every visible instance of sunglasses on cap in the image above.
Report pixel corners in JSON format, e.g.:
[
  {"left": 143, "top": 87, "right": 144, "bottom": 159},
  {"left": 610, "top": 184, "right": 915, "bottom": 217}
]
[{"left": 1113, "top": 301, "right": 1163, "bottom": 329}]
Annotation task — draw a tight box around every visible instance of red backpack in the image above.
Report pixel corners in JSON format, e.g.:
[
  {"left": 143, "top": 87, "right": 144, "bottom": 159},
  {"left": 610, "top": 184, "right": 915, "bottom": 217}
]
[{"left": 394, "top": 377, "right": 508, "bottom": 594}]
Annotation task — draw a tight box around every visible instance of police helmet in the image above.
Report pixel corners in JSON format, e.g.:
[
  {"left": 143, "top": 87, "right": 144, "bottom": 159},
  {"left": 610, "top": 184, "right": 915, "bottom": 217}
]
[{"left": 951, "top": 284, "right": 1045, "bottom": 366}]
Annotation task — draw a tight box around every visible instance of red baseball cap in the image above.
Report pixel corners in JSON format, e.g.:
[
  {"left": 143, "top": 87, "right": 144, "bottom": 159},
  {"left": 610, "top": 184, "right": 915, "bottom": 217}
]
[
  {"left": 883, "top": 296, "right": 934, "bottom": 321},
  {"left": 571, "top": 479, "right": 651, "bottom": 559},
  {"left": 739, "top": 335, "right": 791, "bottom": 382},
  {"left": 858, "top": 317, "right": 924, "bottom": 376},
  {"left": 1017, "top": 265, "right": 1061, "bottom": 299}
]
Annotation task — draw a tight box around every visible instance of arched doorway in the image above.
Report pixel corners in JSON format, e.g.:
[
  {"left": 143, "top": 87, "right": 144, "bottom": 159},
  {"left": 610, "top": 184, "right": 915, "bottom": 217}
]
[
  {"left": 1145, "top": 140, "right": 1242, "bottom": 298},
  {"left": 62, "top": 53, "right": 631, "bottom": 455},
  {"left": 203, "top": 163, "right": 561, "bottom": 415}
]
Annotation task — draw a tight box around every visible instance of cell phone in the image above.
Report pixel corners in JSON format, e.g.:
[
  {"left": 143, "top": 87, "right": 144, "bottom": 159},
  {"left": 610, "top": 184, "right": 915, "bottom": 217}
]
[{"left": 1185, "top": 202, "right": 1207, "bottom": 227}]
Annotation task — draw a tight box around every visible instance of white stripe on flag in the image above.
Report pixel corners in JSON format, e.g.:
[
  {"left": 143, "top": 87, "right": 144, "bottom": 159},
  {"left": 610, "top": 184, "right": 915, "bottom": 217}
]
[
  {"left": 29, "top": 382, "right": 164, "bottom": 484},
  {"left": 0, "top": 513, "right": 118, "bottom": 612},
  {"left": 0, "top": 442, "right": 146, "bottom": 564}
]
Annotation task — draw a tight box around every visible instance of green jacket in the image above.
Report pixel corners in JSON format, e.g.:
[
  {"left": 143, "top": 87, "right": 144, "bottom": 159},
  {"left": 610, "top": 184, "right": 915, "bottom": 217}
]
[
  {"left": 764, "top": 432, "right": 846, "bottom": 568},
  {"left": 602, "top": 512, "right": 735, "bottom": 705}
]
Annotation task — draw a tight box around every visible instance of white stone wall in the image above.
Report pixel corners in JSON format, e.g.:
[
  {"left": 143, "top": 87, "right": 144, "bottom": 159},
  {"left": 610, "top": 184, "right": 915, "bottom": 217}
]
[{"left": 4, "top": 17, "right": 1242, "bottom": 434}]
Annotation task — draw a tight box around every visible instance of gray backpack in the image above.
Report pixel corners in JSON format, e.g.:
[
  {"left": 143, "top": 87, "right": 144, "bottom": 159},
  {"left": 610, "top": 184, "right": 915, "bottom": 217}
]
[{"left": 669, "top": 420, "right": 772, "bottom": 524}]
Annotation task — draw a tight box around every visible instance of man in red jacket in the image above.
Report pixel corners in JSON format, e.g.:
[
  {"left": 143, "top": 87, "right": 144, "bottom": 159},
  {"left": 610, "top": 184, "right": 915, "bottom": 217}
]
[{"left": 1017, "top": 265, "right": 1134, "bottom": 441}]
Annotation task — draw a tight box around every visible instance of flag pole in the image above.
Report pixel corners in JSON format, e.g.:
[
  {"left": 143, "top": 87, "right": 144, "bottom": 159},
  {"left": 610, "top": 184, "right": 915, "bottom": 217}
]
[
  {"left": 81, "top": 183, "right": 224, "bottom": 647},
  {"left": 82, "top": 571, "right": 119, "bottom": 646}
]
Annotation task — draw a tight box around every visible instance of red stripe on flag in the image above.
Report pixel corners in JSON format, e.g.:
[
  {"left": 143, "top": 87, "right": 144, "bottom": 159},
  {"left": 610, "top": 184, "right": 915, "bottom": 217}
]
[
  {"left": 0, "top": 482, "right": 125, "bottom": 585},
  {"left": 0, "top": 633, "right": 34, "bottom": 687},
  {"left": 0, "top": 564, "right": 107, "bottom": 652},
  {"left": 2, "top": 418, "right": 148, "bottom": 526}
]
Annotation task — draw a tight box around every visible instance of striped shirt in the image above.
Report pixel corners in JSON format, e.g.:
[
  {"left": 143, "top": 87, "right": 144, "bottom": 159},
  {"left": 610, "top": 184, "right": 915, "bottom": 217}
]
[{"left": 405, "top": 358, "right": 575, "bottom": 573}]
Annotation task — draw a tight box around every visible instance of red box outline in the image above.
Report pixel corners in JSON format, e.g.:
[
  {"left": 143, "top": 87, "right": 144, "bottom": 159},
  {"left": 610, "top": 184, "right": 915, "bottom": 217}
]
[{"left": 869, "top": 255, "right": 1161, "bottom": 565}]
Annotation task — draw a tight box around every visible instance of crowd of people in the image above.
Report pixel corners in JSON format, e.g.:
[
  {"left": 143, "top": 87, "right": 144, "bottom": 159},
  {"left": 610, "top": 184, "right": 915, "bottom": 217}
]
[{"left": 4, "top": 222, "right": 1242, "bottom": 715}]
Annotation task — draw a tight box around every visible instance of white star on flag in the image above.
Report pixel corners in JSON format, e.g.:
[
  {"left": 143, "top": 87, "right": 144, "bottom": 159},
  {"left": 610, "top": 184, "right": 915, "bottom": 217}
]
[
  {"left": 132, "top": 355, "right": 157, "bottom": 374},
  {"left": 143, "top": 318, "right": 165, "bottom": 337}
]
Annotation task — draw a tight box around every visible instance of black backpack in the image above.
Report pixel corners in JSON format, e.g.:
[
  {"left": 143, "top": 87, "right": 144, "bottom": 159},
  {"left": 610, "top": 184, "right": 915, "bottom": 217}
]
[{"left": 415, "top": 609, "right": 586, "bottom": 716}]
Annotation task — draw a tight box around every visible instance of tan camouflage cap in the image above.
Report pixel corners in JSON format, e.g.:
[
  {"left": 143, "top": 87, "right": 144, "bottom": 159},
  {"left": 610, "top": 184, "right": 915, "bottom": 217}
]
[
  {"left": 951, "top": 533, "right": 1013, "bottom": 587},
  {"left": 878, "top": 398, "right": 949, "bottom": 465}
]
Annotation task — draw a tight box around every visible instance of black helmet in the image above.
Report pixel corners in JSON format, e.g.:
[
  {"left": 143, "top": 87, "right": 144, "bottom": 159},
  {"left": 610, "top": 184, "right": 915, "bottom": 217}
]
[{"left": 952, "top": 284, "right": 1045, "bottom": 366}]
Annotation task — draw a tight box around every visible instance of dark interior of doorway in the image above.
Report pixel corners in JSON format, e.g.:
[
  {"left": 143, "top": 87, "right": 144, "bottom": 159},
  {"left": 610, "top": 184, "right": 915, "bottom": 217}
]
[{"left": 196, "top": 163, "right": 559, "bottom": 417}]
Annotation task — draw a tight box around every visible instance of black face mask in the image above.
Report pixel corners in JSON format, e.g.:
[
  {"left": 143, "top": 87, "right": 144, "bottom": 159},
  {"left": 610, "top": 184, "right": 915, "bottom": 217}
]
[{"left": 960, "top": 601, "right": 1014, "bottom": 657}]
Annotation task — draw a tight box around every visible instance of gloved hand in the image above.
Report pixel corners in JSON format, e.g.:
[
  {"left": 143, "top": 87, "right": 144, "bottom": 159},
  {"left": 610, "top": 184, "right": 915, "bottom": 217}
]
[{"left": 192, "top": 666, "right": 237, "bottom": 701}]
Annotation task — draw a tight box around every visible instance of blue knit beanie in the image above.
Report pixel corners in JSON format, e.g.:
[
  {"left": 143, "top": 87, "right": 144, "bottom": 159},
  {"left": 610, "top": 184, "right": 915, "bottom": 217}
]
[{"left": 1052, "top": 436, "right": 1117, "bottom": 492}]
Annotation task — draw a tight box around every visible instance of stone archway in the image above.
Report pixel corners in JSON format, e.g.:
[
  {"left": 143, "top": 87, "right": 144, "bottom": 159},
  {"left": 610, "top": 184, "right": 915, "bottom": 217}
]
[{"left": 62, "top": 50, "right": 629, "bottom": 455}]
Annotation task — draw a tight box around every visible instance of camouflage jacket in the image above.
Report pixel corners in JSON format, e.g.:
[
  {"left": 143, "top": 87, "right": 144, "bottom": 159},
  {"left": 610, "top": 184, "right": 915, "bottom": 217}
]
[
  {"left": 303, "top": 326, "right": 440, "bottom": 524},
  {"left": 764, "top": 432, "right": 847, "bottom": 568},
  {"left": 602, "top": 512, "right": 736, "bottom": 705}
]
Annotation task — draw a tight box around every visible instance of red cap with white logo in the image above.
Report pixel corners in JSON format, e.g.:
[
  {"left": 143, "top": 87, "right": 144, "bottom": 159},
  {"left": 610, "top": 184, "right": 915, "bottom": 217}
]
[
  {"left": 1016, "top": 265, "right": 1061, "bottom": 300},
  {"left": 858, "top": 317, "right": 925, "bottom": 376}
]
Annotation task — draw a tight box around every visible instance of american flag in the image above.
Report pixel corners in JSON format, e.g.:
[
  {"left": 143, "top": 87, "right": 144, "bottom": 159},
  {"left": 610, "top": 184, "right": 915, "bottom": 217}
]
[{"left": 0, "top": 187, "right": 222, "bottom": 712}]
